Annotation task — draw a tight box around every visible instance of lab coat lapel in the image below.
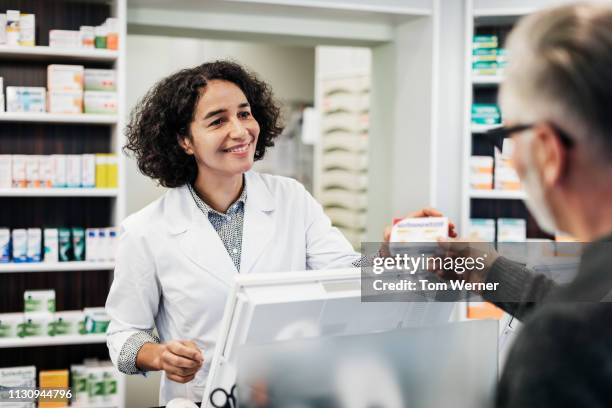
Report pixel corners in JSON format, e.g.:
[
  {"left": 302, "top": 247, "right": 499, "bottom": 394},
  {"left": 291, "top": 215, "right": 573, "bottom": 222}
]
[
  {"left": 240, "top": 172, "right": 275, "bottom": 274},
  {"left": 166, "top": 185, "right": 237, "bottom": 286}
]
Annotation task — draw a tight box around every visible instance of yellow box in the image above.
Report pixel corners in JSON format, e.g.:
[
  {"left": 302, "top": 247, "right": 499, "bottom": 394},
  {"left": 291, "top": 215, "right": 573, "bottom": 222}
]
[
  {"left": 95, "top": 154, "right": 108, "bottom": 188},
  {"left": 107, "top": 154, "right": 118, "bottom": 188},
  {"left": 39, "top": 369, "right": 69, "bottom": 407}
]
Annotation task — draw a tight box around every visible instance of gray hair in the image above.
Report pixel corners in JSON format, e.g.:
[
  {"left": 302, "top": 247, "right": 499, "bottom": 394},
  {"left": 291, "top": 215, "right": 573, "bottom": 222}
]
[{"left": 500, "top": 2, "right": 612, "bottom": 159}]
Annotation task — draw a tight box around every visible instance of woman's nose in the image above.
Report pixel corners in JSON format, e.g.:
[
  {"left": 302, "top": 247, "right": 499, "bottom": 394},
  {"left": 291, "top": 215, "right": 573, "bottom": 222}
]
[{"left": 229, "top": 117, "right": 248, "bottom": 139}]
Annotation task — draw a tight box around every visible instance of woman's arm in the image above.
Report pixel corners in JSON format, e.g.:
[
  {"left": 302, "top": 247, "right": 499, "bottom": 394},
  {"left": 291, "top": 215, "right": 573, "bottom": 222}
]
[{"left": 300, "top": 184, "right": 361, "bottom": 269}]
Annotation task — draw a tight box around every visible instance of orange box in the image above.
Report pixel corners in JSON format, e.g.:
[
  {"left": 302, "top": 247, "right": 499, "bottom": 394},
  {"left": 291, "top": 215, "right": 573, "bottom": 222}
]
[{"left": 39, "top": 369, "right": 69, "bottom": 408}]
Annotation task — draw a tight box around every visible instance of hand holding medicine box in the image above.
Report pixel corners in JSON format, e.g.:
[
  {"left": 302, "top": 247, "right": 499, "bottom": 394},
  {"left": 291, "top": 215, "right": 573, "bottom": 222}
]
[{"left": 390, "top": 217, "right": 449, "bottom": 242}]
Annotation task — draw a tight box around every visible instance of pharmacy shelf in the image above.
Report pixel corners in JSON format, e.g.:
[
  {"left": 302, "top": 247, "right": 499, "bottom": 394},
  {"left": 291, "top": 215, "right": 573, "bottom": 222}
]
[
  {"left": 472, "top": 75, "right": 503, "bottom": 85},
  {"left": 0, "top": 261, "right": 115, "bottom": 274},
  {"left": 0, "top": 333, "right": 107, "bottom": 349},
  {"left": 0, "top": 112, "right": 118, "bottom": 125},
  {"left": 0, "top": 45, "right": 118, "bottom": 62},
  {"left": 469, "top": 189, "right": 527, "bottom": 200},
  {"left": 0, "top": 188, "right": 118, "bottom": 197},
  {"left": 471, "top": 123, "right": 501, "bottom": 133}
]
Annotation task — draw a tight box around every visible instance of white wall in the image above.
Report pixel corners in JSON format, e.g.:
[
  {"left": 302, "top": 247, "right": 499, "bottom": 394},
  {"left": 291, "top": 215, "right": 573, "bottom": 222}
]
[{"left": 125, "top": 34, "right": 316, "bottom": 217}]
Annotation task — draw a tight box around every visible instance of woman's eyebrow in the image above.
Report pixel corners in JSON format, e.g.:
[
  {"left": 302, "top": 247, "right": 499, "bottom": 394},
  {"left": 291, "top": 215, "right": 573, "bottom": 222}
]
[
  {"left": 204, "top": 109, "right": 226, "bottom": 120},
  {"left": 239, "top": 102, "right": 250, "bottom": 109}
]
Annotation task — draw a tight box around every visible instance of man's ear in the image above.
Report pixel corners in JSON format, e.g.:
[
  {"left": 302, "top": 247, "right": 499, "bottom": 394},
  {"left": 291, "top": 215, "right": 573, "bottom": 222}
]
[
  {"left": 533, "top": 123, "right": 567, "bottom": 187},
  {"left": 178, "top": 134, "right": 194, "bottom": 155}
]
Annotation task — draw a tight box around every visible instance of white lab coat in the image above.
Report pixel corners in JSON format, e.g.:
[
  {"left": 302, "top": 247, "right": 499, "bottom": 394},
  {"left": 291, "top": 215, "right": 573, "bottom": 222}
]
[{"left": 105, "top": 171, "right": 360, "bottom": 405}]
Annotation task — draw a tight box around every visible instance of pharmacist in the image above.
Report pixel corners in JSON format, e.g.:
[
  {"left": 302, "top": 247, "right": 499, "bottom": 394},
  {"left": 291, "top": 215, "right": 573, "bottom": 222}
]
[{"left": 105, "top": 61, "right": 367, "bottom": 405}]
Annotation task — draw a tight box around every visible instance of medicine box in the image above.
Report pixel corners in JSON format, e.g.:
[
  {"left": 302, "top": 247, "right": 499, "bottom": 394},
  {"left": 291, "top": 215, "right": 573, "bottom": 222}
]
[
  {"left": 39, "top": 369, "right": 69, "bottom": 408},
  {"left": 50, "top": 311, "right": 84, "bottom": 336},
  {"left": 0, "top": 228, "right": 9, "bottom": 263},
  {"left": 39, "top": 155, "right": 55, "bottom": 188},
  {"left": 83, "top": 307, "right": 110, "bottom": 334},
  {"left": 497, "top": 218, "right": 527, "bottom": 242},
  {"left": 390, "top": 217, "right": 449, "bottom": 243},
  {"left": 469, "top": 156, "right": 493, "bottom": 190},
  {"left": 0, "top": 155, "right": 12, "bottom": 188},
  {"left": 59, "top": 228, "right": 72, "bottom": 262},
  {"left": 26, "top": 228, "right": 42, "bottom": 262},
  {"left": 72, "top": 227, "right": 85, "bottom": 261},
  {"left": 43, "top": 228, "right": 59, "bottom": 263},
  {"left": 66, "top": 155, "right": 82, "bottom": 187},
  {"left": 47, "top": 65, "right": 84, "bottom": 91},
  {"left": 84, "top": 91, "right": 117, "bottom": 114},
  {"left": 48, "top": 90, "right": 83, "bottom": 114},
  {"left": 49, "top": 29, "right": 80, "bottom": 48},
  {"left": 107, "top": 154, "right": 118, "bottom": 188},
  {"left": 71, "top": 365, "right": 89, "bottom": 406},
  {"left": 471, "top": 104, "right": 501, "bottom": 125},
  {"left": 80, "top": 26, "right": 95, "bottom": 49},
  {"left": 12, "top": 229, "right": 27, "bottom": 262},
  {"left": 0, "top": 14, "right": 7, "bottom": 45},
  {"left": 84, "top": 69, "right": 116, "bottom": 91},
  {"left": 21, "top": 312, "right": 53, "bottom": 337},
  {"left": 0, "top": 313, "right": 23, "bottom": 338},
  {"left": 24, "top": 289, "right": 56, "bottom": 313},
  {"left": 18, "top": 13, "right": 35, "bottom": 46},
  {"left": 52, "top": 155, "right": 67, "bottom": 188},
  {"left": 472, "top": 35, "right": 498, "bottom": 49},
  {"left": 467, "top": 219, "right": 496, "bottom": 242},
  {"left": 5, "top": 10, "right": 20, "bottom": 46},
  {"left": 494, "top": 149, "right": 521, "bottom": 190},
  {"left": 82, "top": 154, "right": 96, "bottom": 187},
  {"left": 6, "top": 86, "right": 46, "bottom": 113},
  {"left": 0, "top": 366, "right": 37, "bottom": 394},
  {"left": 25, "top": 155, "right": 40, "bottom": 188}
]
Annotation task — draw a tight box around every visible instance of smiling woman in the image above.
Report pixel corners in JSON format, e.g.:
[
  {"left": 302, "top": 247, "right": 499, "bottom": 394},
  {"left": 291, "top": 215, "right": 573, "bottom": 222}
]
[{"left": 105, "top": 60, "right": 362, "bottom": 406}]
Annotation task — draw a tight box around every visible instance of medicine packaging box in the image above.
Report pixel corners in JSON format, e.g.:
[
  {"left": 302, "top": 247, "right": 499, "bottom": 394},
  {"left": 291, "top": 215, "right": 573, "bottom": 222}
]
[
  {"left": 43, "top": 228, "right": 59, "bottom": 263},
  {"left": 84, "top": 69, "right": 117, "bottom": 91},
  {"left": 47, "top": 65, "right": 84, "bottom": 91},
  {"left": 469, "top": 156, "right": 493, "bottom": 190},
  {"left": 472, "top": 35, "right": 498, "bottom": 49},
  {"left": 390, "top": 217, "right": 449, "bottom": 243},
  {"left": 0, "top": 228, "right": 9, "bottom": 263},
  {"left": 25, "top": 155, "right": 40, "bottom": 188},
  {"left": 26, "top": 228, "right": 42, "bottom": 262},
  {"left": 0, "top": 155, "right": 12, "bottom": 188},
  {"left": 39, "top": 369, "right": 69, "bottom": 408},
  {"left": 497, "top": 218, "right": 527, "bottom": 243},
  {"left": 50, "top": 311, "right": 84, "bottom": 336},
  {"left": 6, "top": 86, "right": 46, "bottom": 113},
  {"left": 21, "top": 312, "right": 53, "bottom": 337},
  {"left": 471, "top": 104, "right": 501, "bottom": 125},
  {"left": 84, "top": 91, "right": 117, "bottom": 114},
  {"left": 0, "top": 366, "right": 36, "bottom": 396},
  {"left": 71, "top": 365, "right": 89, "bottom": 406},
  {"left": 39, "top": 155, "right": 55, "bottom": 188},
  {"left": 0, "top": 313, "right": 23, "bottom": 338},
  {"left": 18, "top": 13, "right": 35, "bottom": 46},
  {"left": 52, "top": 154, "right": 67, "bottom": 188},
  {"left": 49, "top": 29, "right": 80, "bottom": 48},
  {"left": 24, "top": 289, "right": 56, "bottom": 313},
  {"left": 11, "top": 229, "right": 27, "bottom": 262},
  {"left": 48, "top": 90, "right": 83, "bottom": 114},
  {"left": 82, "top": 154, "right": 96, "bottom": 188},
  {"left": 83, "top": 307, "right": 110, "bottom": 334},
  {"left": 467, "top": 219, "right": 496, "bottom": 242}
]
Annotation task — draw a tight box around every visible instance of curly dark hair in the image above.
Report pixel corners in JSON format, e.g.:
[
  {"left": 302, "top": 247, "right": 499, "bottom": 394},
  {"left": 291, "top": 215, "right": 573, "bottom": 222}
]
[{"left": 124, "top": 60, "right": 283, "bottom": 188}]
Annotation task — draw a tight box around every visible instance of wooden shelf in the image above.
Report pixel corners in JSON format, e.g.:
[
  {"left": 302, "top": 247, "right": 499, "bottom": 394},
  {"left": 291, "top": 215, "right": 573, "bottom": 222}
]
[
  {"left": 0, "top": 112, "right": 118, "bottom": 125},
  {"left": 0, "top": 188, "right": 118, "bottom": 197},
  {"left": 0, "top": 333, "right": 107, "bottom": 349},
  {"left": 0, "top": 45, "right": 118, "bottom": 62},
  {"left": 469, "top": 189, "right": 526, "bottom": 200},
  {"left": 0, "top": 261, "right": 115, "bottom": 273}
]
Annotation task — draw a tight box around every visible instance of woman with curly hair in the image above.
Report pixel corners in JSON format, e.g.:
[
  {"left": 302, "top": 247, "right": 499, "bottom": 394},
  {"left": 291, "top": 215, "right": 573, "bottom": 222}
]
[{"left": 105, "top": 60, "right": 361, "bottom": 405}]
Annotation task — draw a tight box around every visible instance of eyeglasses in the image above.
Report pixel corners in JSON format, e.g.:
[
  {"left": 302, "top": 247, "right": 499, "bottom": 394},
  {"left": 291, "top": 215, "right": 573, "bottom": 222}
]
[{"left": 482, "top": 123, "right": 575, "bottom": 151}]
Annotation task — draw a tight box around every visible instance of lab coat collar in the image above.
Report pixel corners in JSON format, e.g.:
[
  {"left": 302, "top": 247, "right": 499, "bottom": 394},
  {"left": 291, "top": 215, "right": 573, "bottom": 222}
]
[
  {"left": 163, "top": 170, "right": 275, "bottom": 235},
  {"left": 163, "top": 171, "right": 276, "bottom": 282}
]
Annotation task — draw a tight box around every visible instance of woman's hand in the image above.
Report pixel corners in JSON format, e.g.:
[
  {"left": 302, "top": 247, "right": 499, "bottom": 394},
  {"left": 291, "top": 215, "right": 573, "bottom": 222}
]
[{"left": 137, "top": 340, "right": 204, "bottom": 383}]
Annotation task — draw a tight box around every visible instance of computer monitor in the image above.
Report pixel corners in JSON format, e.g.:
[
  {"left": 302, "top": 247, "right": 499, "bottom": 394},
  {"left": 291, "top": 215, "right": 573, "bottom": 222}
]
[
  {"left": 237, "top": 320, "right": 498, "bottom": 408},
  {"left": 202, "top": 268, "right": 456, "bottom": 407}
]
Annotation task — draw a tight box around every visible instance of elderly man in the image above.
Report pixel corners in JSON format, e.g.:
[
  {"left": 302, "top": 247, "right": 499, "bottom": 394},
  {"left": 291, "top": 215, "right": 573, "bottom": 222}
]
[{"left": 433, "top": 3, "right": 612, "bottom": 407}]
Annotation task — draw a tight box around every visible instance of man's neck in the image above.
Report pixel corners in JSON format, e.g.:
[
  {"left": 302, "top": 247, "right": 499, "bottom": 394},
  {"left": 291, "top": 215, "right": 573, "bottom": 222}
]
[
  {"left": 565, "top": 184, "right": 612, "bottom": 242},
  {"left": 193, "top": 169, "right": 243, "bottom": 214}
]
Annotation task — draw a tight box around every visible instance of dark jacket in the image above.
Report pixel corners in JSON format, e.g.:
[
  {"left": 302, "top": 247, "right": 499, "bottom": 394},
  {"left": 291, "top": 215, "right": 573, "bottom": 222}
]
[{"left": 483, "top": 236, "right": 612, "bottom": 407}]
